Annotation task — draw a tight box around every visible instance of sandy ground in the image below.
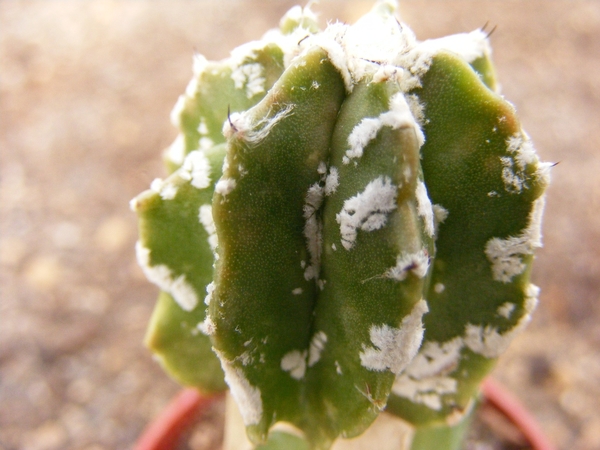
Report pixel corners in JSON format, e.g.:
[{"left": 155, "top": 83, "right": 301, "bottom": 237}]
[{"left": 1, "top": 1, "right": 599, "bottom": 449}]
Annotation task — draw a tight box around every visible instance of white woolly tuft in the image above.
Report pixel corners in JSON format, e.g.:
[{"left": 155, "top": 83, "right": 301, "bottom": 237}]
[
  {"left": 223, "top": 104, "right": 295, "bottom": 147},
  {"left": 415, "top": 181, "right": 435, "bottom": 237},
  {"left": 384, "top": 250, "right": 430, "bottom": 281},
  {"left": 419, "top": 29, "right": 492, "bottom": 64}
]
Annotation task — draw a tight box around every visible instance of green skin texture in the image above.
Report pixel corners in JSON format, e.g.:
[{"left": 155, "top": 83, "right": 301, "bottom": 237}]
[
  {"left": 303, "top": 79, "right": 434, "bottom": 444},
  {"left": 386, "top": 51, "right": 547, "bottom": 425},
  {"left": 210, "top": 47, "right": 347, "bottom": 445},
  {"left": 133, "top": 8, "right": 548, "bottom": 450},
  {"left": 137, "top": 144, "right": 227, "bottom": 392},
  {"left": 166, "top": 44, "right": 285, "bottom": 173}
]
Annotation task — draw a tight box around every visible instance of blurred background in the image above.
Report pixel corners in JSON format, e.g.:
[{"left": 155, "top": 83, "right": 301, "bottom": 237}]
[{"left": 1, "top": 1, "right": 599, "bottom": 449}]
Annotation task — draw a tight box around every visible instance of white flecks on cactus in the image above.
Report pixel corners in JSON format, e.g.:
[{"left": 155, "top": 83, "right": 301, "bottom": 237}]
[
  {"left": 303, "top": 265, "right": 317, "bottom": 282},
  {"left": 433, "top": 204, "right": 449, "bottom": 225},
  {"left": 197, "top": 117, "right": 209, "bottom": 135},
  {"left": 199, "top": 204, "right": 218, "bottom": 252},
  {"left": 292, "top": 288, "right": 303, "bottom": 295},
  {"left": 317, "top": 161, "right": 327, "bottom": 175},
  {"left": 223, "top": 104, "right": 295, "bottom": 147},
  {"left": 500, "top": 133, "right": 538, "bottom": 194},
  {"left": 150, "top": 178, "right": 178, "bottom": 201},
  {"left": 497, "top": 302, "right": 516, "bottom": 319},
  {"left": 317, "top": 279, "right": 326, "bottom": 290},
  {"left": 360, "top": 299, "right": 428, "bottom": 374},
  {"left": 392, "top": 338, "right": 463, "bottom": 410},
  {"left": 344, "top": 93, "right": 423, "bottom": 165},
  {"left": 135, "top": 242, "right": 198, "bottom": 311},
  {"left": 149, "top": 178, "right": 163, "bottom": 193},
  {"left": 415, "top": 181, "right": 435, "bottom": 237},
  {"left": 236, "top": 351, "right": 253, "bottom": 366},
  {"left": 336, "top": 176, "right": 398, "bottom": 250},
  {"left": 165, "top": 135, "right": 186, "bottom": 166},
  {"left": 197, "top": 315, "right": 216, "bottom": 336},
  {"left": 222, "top": 111, "right": 252, "bottom": 140},
  {"left": 434, "top": 283, "right": 445, "bottom": 294},
  {"left": 231, "top": 63, "right": 266, "bottom": 99},
  {"left": 373, "top": 64, "right": 402, "bottom": 84},
  {"left": 281, "top": 350, "right": 308, "bottom": 380},
  {"left": 406, "top": 338, "right": 463, "bottom": 379},
  {"left": 500, "top": 156, "right": 526, "bottom": 193},
  {"left": 393, "top": 375, "right": 458, "bottom": 411},
  {"left": 419, "top": 29, "right": 491, "bottom": 65},
  {"left": 217, "top": 353, "right": 263, "bottom": 426},
  {"left": 204, "top": 282, "right": 215, "bottom": 306},
  {"left": 324, "top": 167, "right": 339, "bottom": 196},
  {"left": 303, "top": 163, "right": 339, "bottom": 282},
  {"left": 345, "top": 117, "right": 380, "bottom": 163},
  {"left": 181, "top": 150, "right": 211, "bottom": 189},
  {"left": 215, "top": 177, "right": 237, "bottom": 197},
  {"left": 308, "top": 331, "right": 328, "bottom": 367},
  {"left": 335, "top": 361, "right": 343, "bottom": 375},
  {"left": 536, "top": 161, "right": 554, "bottom": 188},
  {"left": 405, "top": 93, "right": 426, "bottom": 126},
  {"left": 464, "top": 288, "right": 538, "bottom": 359},
  {"left": 310, "top": 22, "right": 354, "bottom": 92},
  {"left": 485, "top": 195, "right": 545, "bottom": 283},
  {"left": 507, "top": 133, "right": 537, "bottom": 169},
  {"left": 384, "top": 250, "right": 430, "bottom": 281},
  {"left": 303, "top": 181, "right": 325, "bottom": 281}
]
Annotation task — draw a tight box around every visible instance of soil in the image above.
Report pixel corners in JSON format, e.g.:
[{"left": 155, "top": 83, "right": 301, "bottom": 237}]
[{"left": 1, "top": 2, "right": 599, "bottom": 450}]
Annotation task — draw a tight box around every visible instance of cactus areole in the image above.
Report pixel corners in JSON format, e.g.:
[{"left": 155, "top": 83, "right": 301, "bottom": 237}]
[{"left": 132, "top": 2, "right": 550, "bottom": 449}]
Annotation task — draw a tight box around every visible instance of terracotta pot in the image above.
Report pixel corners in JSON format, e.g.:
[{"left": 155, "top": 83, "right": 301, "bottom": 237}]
[{"left": 134, "top": 378, "right": 555, "bottom": 450}]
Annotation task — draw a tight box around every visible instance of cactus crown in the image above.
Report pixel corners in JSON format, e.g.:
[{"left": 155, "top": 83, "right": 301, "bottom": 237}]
[{"left": 132, "top": 1, "right": 550, "bottom": 449}]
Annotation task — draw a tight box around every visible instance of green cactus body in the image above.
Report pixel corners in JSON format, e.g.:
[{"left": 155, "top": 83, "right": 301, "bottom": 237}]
[
  {"left": 134, "top": 143, "right": 227, "bottom": 391},
  {"left": 163, "top": 5, "right": 322, "bottom": 172},
  {"left": 209, "top": 46, "right": 347, "bottom": 444},
  {"left": 386, "top": 50, "right": 549, "bottom": 425},
  {"left": 134, "top": 10, "right": 322, "bottom": 391},
  {"left": 303, "top": 77, "right": 433, "bottom": 443},
  {"left": 133, "top": 2, "right": 549, "bottom": 449}
]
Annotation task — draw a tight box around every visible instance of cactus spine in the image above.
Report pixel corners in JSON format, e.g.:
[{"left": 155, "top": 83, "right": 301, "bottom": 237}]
[{"left": 132, "top": 2, "right": 550, "bottom": 449}]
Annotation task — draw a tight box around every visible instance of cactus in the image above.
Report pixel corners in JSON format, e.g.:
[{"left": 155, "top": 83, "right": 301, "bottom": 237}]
[{"left": 132, "top": 2, "right": 550, "bottom": 449}]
